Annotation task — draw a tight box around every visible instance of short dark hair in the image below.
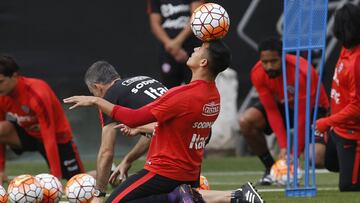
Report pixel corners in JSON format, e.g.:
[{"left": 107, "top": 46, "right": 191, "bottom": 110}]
[
  {"left": 206, "top": 40, "right": 231, "bottom": 77},
  {"left": 258, "top": 37, "right": 282, "bottom": 56},
  {"left": 333, "top": 3, "right": 360, "bottom": 49},
  {"left": 0, "top": 55, "right": 20, "bottom": 77},
  {"left": 84, "top": 61, "right": 120, "bottom": 86}
]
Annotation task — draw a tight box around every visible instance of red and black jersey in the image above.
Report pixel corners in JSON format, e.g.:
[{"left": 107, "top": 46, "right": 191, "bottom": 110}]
[
  {"left": 251, "top": 54, "right": 329, "bottom": 152},
  {"left": 0, "top": 76, "right": 73, "bottom": 177},
  {"left": 144, "top": 80, "right": 220, "bottom": 181},
  {"left": 110, "top": 80, "right": 220, "bottom": 181},
  {"left": 328, "top": 45, "right": 360, "bottom": 140}
]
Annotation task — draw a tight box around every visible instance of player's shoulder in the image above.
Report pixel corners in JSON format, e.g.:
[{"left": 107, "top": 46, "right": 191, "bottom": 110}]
[
  {"left": 250, "top": 61, "right": 267, "bottom": 83},
  {"left": 23, "top": 77, "right": 51, "bottom": 90}
]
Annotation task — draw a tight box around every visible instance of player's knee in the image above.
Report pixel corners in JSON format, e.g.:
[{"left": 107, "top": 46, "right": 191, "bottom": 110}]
[
  {"left": 239, "top": 116, "right": 251, "bottom": 133},
  {"left": 0, "top": 121, "right": 13, "bottom": 137}
]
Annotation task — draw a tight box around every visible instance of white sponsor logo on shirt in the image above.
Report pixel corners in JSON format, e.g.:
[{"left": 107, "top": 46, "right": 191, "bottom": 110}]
[
  {"left": 192, "top": 121, "right": 214, "bottom": 129},
  {"left": 160, "top": 4, "right": 190, "bottom": 18},
  {"left": 330, "top": 88, "right": 340, "bottom": 104},
  {"left": 189, "top": 134, "right": 208, "bottom": 150},
  {"left": 162, "top": 16, "right": 189, "bottom": 29},
  {"left": 202, "top": 102, "right": 220, "bottom": 116}
]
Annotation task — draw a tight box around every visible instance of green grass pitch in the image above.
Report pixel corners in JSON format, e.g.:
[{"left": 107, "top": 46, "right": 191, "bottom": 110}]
[{"left": 4, "top": 156, "right": 360, "bottom": 203}]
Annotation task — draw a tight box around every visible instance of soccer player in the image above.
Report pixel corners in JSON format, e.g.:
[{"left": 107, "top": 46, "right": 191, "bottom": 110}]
[
  {"left": 110, "top": 124, "right": 263, "bottom": 203},
  {"left": 0, "top": 55, "right": 84, "bottom": 184},
  {"left": 239, "top": 38, "right": 329, "bottom": 185},
  {"left": 64, "top": 40, "right": 264, "bottom": 203},
  {"left": 82, "top": 61, "right": 167, "bottom": 203},
  {"left": 147, "top": 0, "right": 203, "bottom": 88},
  {"left": 315, "top": 3, "right": 360, "bottom": 191}
]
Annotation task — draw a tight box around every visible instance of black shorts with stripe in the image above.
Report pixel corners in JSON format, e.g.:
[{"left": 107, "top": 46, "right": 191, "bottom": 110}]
[
  {"left": 11, "top": 122, "right": 84, "bottom": 180},
  {"left": 251, "top": 100, "right": 328, "bottom": 136},
  {"left": 325, "top": 130, "right": 360, "bottom": 191},
  {"left": 106, "top": 169, "right": 199, "bottom": 203}
]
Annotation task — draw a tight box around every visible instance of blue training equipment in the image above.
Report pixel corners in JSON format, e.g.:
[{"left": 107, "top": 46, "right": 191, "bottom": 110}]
[{"left": 282, "top": 0, "right": 328, "bottom": 197}]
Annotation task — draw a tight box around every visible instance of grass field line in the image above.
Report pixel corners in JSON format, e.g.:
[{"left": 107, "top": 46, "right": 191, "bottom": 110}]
[
  {"left": 202, "top": 169, "right": 330, "bottom": 176},
  {"left": 7, "top": 169, "right": 330, "bottom": 180},
  {"left": 56, "top": 187, "right": 339, "bottom": 202}
]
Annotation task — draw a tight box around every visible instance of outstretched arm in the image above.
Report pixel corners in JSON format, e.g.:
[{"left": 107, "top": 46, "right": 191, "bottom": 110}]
[{"left": 64, "top": 96, "right": 156, "bottom": 127}]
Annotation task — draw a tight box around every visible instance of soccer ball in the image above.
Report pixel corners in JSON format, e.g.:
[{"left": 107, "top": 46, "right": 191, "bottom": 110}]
[
  {"left": 8, "top": 174, "right": 43, "bottom": 203},
  {"left": 270, "top": 159, "right": 303, "bottom": 185},
  {"left": 35, "top": 173, "right": 63, "bottom": 203},
  {"left": 197, "top": 175, "right": 210, "bottom": 190},
  {"left": 0, "top": 185, "right": 8, "bottom": 203},
  {"left": 65, "top": 173, "right": 96, "bottom": 203},
  {"left": 190, "top": 3, "right": 230, "bottom": 41}
]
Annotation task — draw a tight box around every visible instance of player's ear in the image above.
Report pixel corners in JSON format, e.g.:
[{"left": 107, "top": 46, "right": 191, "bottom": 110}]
[{"left": 199, "top": 58, "right": 208, "bottom": 68}]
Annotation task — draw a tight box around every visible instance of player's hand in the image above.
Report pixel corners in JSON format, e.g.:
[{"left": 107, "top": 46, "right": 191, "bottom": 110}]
[
  {"left": 113, "top": 124, "right": 140, "bottom": 136},
  {"left": 63, "top": 96, "right": 97, "bottom": 109},
  {"left": 173, "top": 48, "right": 189, "bottom": 63},
  {"left": 278, "top": 148, "right": 287, "bottom": 160},
  {"left": 91, "top": 197, "right": 104, "bottom": 203},
  {"left": 316, "top": 117, "right": 330, "bottom": 133},
  {"left": 165, "top": 39, "right": 182, "bottom": 55},
  {"left": 109, "top": 160, "right": 131, "bottom": 185}
]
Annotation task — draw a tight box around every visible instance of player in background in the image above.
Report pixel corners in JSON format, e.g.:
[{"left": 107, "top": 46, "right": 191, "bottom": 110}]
[
  {"left": 64, "top": 40, "right": 264, "bottom": 203},
  {"left": 82, "top": 61, "right": 167, "bottom": 203},
  {"left": 315, "top": 3, "right": 360, "bottom": 191},
  {"left": 147, "top": 0, "right": 203, "bottom": 88},
  {"left": 0, "top": 55, "right": 84, "bottom": 184},
  {"left": 239, "top": 38, "right": 329, "bottom": 185}
]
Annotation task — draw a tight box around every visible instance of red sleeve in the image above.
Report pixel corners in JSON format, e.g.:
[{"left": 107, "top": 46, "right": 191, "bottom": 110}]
[
  {"left": 0, "top": 145, "right": 5, "bottom": 172},
  {"left": 32, "top": 86, "right": 62, "bottom": 178},
  {"left": 111, "top": 87, "right": 189, "bottom": 127},
  {"left": 251, "top": 70, "right": 287, "bottom": 149},
  {"left": 111, "top": 105, "right": 156, "bottom": 128},
  {"left": 149, "top": 88, "right": 190, "bottom": 122},
  {"left": 328, "top": 56, "right": 360, "bottom": 126},
  {"left": 0, "top": 107, "right": 6, "bottom": 171}
]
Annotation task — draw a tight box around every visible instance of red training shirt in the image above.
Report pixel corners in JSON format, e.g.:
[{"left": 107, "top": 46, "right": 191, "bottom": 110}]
[
  {"left": 0, "top": 77, "right": 73, "bottom": 177},
  {"left": 145, "top": 80, "right": 220, "bottom": 181},
  {"left": 251, "top": 54, "right": 329, "bottom": 153},
  {"left": 111, "top": 80, "right": 220, "bottom": 181},
  {"left": 328, "top": 45, "right": 360, "bottom": 140}
]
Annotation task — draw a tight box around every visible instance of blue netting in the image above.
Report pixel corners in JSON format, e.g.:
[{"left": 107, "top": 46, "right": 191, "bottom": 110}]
[
  {"left": 283, "top": 0, "right": 327, "bottom": 49},
  {"left": 282, "top": 0, "right": 328, "bottom": 198}
]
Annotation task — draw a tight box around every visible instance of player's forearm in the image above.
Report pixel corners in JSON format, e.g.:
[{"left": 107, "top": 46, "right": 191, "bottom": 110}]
[
  {"left": 111, "top": 105, "right": 156, "bottom": 128},
  {"left": 92, "top": 97, "right": 115, "bottom": 117},
  {"left": 123, "top": 136, "right": 151, "bottom": 164},
  {"left": 149, "top": 15, "right": 171, "bottom": 45},
  {"left": 258, "top": 93, "right": 287, "bottom": 148},
  {"left": 96, "top": 149, "right": 114, "bottom": 191},
  {"left": 40, "top": 120, "right": 62, "bottom": 177},
  {"left": 137, "top": 123, "right": 156, "bottom": 134},
  {"left": 327, "top": 103, "right": 360, "bottom": 127}
]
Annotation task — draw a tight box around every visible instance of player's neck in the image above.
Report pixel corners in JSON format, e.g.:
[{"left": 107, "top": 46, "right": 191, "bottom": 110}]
[{"left": 191, "top": 70, "right": 214, "bottom": 82}]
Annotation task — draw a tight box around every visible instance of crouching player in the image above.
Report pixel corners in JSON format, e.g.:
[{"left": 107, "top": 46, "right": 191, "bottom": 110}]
[
  {"left": 315, "top": 3, "right": 360, "bottom": 191},
  {"left": 0, "top": 55, "right": 84, "bottom": 184}
]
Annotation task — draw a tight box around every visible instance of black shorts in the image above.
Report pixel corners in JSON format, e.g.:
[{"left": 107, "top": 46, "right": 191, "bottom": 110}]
[
  {"left": 106, "top": 169, "right": 199, "bottom": 203},
  {"left": 12, "top": 122, "right": 84, "bottom": 180},
  {"left": 251, "top": 100, "right": 328, "bottom": 136},
  {"left": 325, "top": 131, "right": 360, "bottom": 191}
]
